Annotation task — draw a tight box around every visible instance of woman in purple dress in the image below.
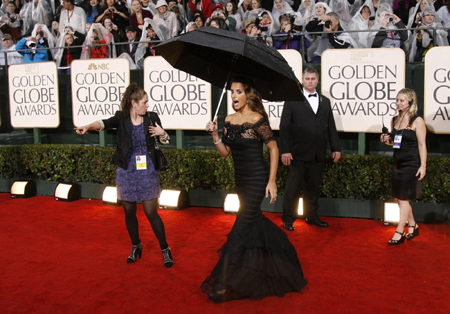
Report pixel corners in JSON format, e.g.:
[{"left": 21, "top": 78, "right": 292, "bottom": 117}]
[{"left": 75, "top": 83, "right": 174, "bottom": 268}]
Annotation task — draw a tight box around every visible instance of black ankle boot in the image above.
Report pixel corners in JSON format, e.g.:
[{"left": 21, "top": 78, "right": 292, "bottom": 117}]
[
  {"left": 161, "top": 247, "right": 174, "bottom": 268},
  {"left": 127, "top": 241, "right": 143, "bottom": 263}
]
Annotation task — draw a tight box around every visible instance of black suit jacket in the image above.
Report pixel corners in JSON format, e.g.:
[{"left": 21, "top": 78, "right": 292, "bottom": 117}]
[
  {"left": 126, "top": 38, "right": 140, "bottom": 60},
  {"left": 103, "top": 111, "right": 163, "bottom": 170},
  {"left": 279, "top": 93, "right": 341, "bottom": 162}
]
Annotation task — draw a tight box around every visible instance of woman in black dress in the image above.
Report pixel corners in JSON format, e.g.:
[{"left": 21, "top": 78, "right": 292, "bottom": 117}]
[
  {"left": 204, "top": 76, "right": 307, "bottom": 302},
  {"left": 74, "top": 83, "right": 174, "bottom": 267},
  {"left": 380, "top": 88, "right": 427, "bottom": 245}
]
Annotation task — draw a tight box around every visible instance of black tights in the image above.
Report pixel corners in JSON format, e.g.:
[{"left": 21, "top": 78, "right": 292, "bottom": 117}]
[{"left": 122, "top": 199, "right": 168, "bottom": 249}]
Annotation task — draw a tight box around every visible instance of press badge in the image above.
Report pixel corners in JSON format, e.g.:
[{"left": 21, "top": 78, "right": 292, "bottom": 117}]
[
  {"left": 136, "top": 155, "right": 147, "bottom": 170},
  {"left": 393, "top": 135, "right": 402, "bottom": 149}
]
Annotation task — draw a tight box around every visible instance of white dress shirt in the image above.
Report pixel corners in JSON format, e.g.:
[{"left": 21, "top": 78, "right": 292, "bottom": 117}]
[{"left": 304, "top": 90, "right": 319, "bottom": 114}]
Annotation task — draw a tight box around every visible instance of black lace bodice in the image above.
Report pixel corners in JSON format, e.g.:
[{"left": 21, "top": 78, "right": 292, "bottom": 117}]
[{"left": 223, "top": 117, "right": 275, "bottom": 144}]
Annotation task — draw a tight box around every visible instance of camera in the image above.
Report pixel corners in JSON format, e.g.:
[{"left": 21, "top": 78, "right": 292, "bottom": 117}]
[
  {"left": 254, "top": 16, "right": 268, "bottom": 32},
  {"left": 284, "top": 13, "right": 303, "bottom": 32},
  {"left": 10, "top": 16, "right": 16, "bottom": 23},
  {"left": 93, "top": 35, "right": 99, "bottom": 40},
  {"left": 39, "top": 31, "right": 44, "bottom": 37},
  {"left": 109, "top": 8, "right": 114, "bottom": 12},
  {"left": 213, "top": 12, "right": 221, "bottom": 17},
  {"left": 28, "top": 42, "right": 37, "bottom": 48},
  {"left": 388, "top": 17, "right": 393, "bottom": 23},
  {"left": 369, "top": 16, "right": 375, "bottom": 21},
  {"left": 324, "top": 20, "right": 331, "bottom": 28}
]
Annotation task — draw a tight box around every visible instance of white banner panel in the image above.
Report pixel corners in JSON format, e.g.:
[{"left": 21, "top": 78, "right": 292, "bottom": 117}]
[
  {"left": 71, "top": 59, "right": 130, "bottom": 127},
  {"left": 322, "top": 48, "right": 405, "bottom": 133},
  {"left": 143, "top": 56, "right": 212, "bottom": 130},
  {"left": 226, "top": 50, "right": 303, "bottom": 130},
  {"left": 9, "top": 62, "right": 59, "bottom": 128},
  {"left": 424, "top": 47, "right": 450, "bottom": 134}
]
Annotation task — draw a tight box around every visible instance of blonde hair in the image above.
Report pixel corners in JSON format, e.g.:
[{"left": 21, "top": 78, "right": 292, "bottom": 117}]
[{"left": 396, "top": 88, "right": 418, "bottom": 123}]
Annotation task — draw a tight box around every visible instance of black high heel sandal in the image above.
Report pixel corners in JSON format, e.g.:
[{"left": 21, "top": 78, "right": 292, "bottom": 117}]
[
  {"left": 127, "top": 241, "right": 143, "bottom": 263},
  {"left": 388, "top": 231, "right": 405, "bottom": 245},
  {"left": 406, "top": 223, "right": 419, "bottom": 240},
  {"left": 161, "top": 247, "right": 174, "bottom": 268}
]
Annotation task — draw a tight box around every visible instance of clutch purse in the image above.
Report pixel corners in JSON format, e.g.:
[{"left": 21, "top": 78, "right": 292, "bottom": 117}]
[{"left": 149, "top": 115, "right": 169, "bottom": 172}]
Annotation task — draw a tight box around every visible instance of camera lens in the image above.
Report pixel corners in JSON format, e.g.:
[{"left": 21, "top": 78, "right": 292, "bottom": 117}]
[
  {"left": 325, "top": 20, "right": 331, "bottom": 27},
  {"left": 93, "top": 36, "right": 99, "bottom": 40}
]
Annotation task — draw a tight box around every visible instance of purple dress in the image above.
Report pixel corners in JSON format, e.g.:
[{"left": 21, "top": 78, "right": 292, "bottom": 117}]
[{"left": 116, "top": 123, "right": 160, "bottom": 202}]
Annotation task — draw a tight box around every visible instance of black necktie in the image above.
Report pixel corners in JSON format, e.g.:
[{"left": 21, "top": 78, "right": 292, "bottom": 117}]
[{"left": 308, "top": 93, "right": 317, "bottom": 98}]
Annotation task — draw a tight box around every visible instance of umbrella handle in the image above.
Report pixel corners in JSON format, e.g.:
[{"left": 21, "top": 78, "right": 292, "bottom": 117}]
[{"left": 212, "top": 84, "right": 227, "bottom": 124}]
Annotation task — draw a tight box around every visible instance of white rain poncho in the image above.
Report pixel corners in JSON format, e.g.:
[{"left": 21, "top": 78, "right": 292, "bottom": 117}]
[
  {"left": 0, "top": 44, "right": 24, "bottom": 65},
  {"left": 20, "top": 0, "right": 53, "bottom": 36},
  {"left": 31, "top": 23, "right": 57, "bottom": 58},
  {"left": 368, "top": 8, "right": 406, "bottom": 48},
  {"left": 348, "top": 0, "right": 376, "bottom": 48},
  {"left": 133, "top": 17, "right": 169, "bottom": 69},
  {"left": 407, "top": 7, "right": 449, "bottom": 62},
  {"left": 272, "top": 0, "right": 293, "bottom": 27},
  {"left": 407, "top": 0, "right": 435, "bottom": 29},
  {"left": 80, "top": 23, "right": 116, "bottom": 59},
  {"left": 297, "top": 0, "right": 315, "bottom": 27}
]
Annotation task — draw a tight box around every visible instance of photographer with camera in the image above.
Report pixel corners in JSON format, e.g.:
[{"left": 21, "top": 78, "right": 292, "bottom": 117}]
[
  {"left": 206, "top": 3, "right": 236, "bottom": 31},
  {"left": 168, "top": 0, "right": 187, "bottom": 35},
  {"left": 408, "top": 7, "right": 449, "bottom": 62},
  {"left": 102, "top": 16, "right": 126, "bottom": 55},
  {"left": 348, "top": 4, "right": 375, "bottom": 48},
  {"left": 54, "top": 26, "right": 86, "bottom": 74},
  {"left": 273, "top": 13, "right": 309, "bottom": 55},
  {"left": 0, "top": 1, "right": 21, "bottom": 39},
  {"left": 97, "top": 0, "right": 130, "bottom": 31},
  {"left": 310, "top": 11, "right": 353, "bottom": 63},
  {"left": 80, "top": 24, "right": 115, "bottom": 59},
  {"left": 31, "top": 23, "right": 57, "bottom": 61},
  {"left": 370, "top": 9, "right": 408, "bottom": 54},
  {"left": 15, "top": 36, "right": 49, "bottom": 62}
]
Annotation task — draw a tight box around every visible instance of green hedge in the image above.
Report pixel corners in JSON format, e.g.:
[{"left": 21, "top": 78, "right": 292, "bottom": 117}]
[{"left": 0, "top": 145, "right": 449, "bottom": 203}]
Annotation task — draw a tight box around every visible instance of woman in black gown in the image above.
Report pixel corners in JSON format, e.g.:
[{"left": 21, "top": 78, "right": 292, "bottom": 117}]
[
  {"left": 380, "top": 88, "right": 427, "bottom": 245},
  {"left": 203, "top": 76, "right": 307, "bottom": 302}
]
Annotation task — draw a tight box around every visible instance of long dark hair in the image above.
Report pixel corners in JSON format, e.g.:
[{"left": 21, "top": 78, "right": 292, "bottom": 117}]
[
  {"left": 230, "top": 75, "right": 268, "bottom": 120},
  {"left": 120, "top": 83, "right": 147, "bottom": 117},
  {"left": 225, "top": 1, "right": 237, "bottom": 16}
]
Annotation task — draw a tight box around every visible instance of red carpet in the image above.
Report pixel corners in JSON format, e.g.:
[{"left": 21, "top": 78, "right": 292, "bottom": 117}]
[{"left": 1, "top": 194, "right": 449, "bottom": 314}]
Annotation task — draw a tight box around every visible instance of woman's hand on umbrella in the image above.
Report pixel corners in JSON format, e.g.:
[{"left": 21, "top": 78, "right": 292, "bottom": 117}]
[
  {"left": 206, "top": 117, "right": 218, "bottom": 135},
  {"left": 149, "top": 122, "right": 165, "bottom": 137}
]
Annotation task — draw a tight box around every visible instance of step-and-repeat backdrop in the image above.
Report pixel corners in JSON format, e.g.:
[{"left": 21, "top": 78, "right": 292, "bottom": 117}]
[{"left": 6, "top": 47, "right": 450, "bottom": 134}]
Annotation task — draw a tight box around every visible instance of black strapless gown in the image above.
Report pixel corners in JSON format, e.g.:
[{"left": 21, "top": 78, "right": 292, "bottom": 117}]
[
  {"left": 201, "top": 118, "right": 307, "bottom": 301},
  {"left": 392, "top": 127, "right": 422, "bottom": 200}
]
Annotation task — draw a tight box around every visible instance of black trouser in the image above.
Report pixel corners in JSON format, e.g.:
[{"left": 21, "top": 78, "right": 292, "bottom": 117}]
[
  {"left": 282, "top": 158, "right": 325, "bottom": 223},
  {"left": 122, "top": 199, "right": 168, "bottom": 250}
]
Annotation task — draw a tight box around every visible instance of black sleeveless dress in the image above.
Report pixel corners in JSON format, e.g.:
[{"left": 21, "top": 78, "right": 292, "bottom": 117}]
[
  {"left": 201, "top": 117, "right": 307, "bottom": 301},
  {"left": 391, "top": 116, "right": 422, "bottom": 200}
]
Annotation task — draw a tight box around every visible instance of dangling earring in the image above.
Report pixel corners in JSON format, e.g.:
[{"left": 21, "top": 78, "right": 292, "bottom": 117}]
[{"left": 246, "top": 99, "right": 249, "bottom": 104}]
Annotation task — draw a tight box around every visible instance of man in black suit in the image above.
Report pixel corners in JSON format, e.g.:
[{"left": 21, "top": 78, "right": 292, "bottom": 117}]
[
  {"left": 280, "top": 67, "right": 341, "bottom": 230},
  {"left": 125, "top": 25, "right": 140, "bottom": 61}
]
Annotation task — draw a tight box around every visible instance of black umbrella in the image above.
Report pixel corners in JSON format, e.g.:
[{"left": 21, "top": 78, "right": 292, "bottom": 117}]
[{"left": 154, "top": 27, "right": 305, "bottom": 118}]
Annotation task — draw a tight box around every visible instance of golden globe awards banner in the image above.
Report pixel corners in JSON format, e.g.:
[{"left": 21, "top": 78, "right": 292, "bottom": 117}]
[
  {"left": 71, "top": 59, "right": 130, "bottom": 127},
  {"left": 226, "top": 50, "right": 302, "bottom": 130},
  {"left": 322, "top": 49, "right": 405, "bottom": 133},
  {"left": 8, "top": 62, "right": 59, "bottom": 128},
  {"left": 143, "top": 56, "right": 212, "bottom": 130},
  {"left": 424, "top": 47, "right": 450, "bottom": 134}
]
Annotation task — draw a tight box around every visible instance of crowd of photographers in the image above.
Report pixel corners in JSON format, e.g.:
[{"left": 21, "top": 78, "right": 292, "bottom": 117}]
[{"left": 0, "top": 0, "right": 449, "bottom": 69}]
